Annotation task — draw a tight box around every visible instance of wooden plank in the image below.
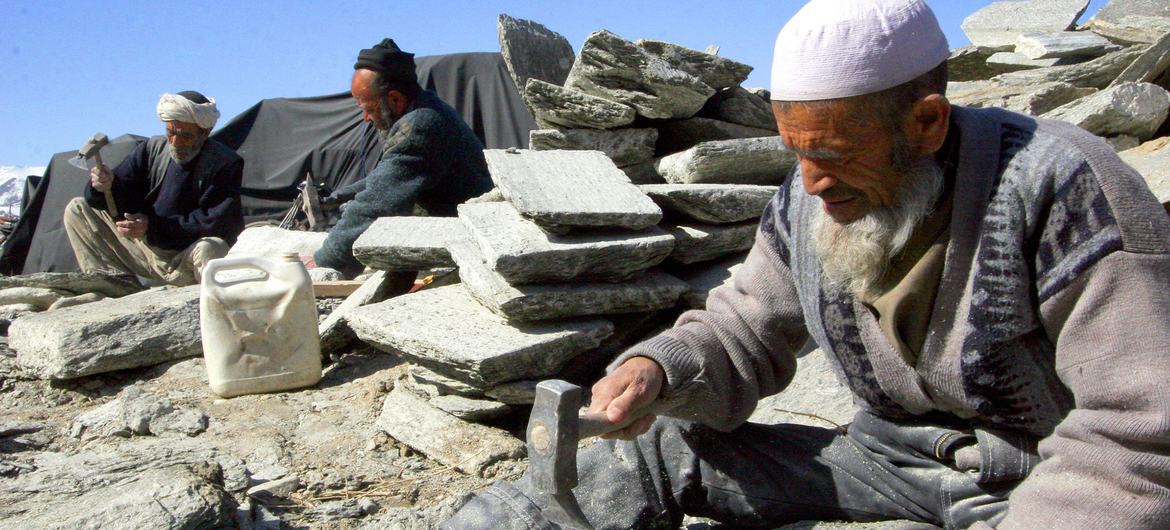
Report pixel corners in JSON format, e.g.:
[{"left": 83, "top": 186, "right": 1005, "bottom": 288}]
[{"left": 312, "top": 280, "right": 365, "bottom": 298}]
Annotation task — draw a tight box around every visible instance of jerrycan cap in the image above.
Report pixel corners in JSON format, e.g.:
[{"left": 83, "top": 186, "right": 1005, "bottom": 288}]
[{"left": 282, "top": 252, "right": 301, "bottom": 262}]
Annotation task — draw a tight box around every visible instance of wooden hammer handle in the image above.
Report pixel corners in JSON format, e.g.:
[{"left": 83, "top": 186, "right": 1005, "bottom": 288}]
[{"left": 93, "top": 152, "right": 118, "bottom": 218}]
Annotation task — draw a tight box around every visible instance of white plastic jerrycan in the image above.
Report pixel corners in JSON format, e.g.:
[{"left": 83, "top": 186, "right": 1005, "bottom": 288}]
[{"left": 200, "top": 252, "right": 322, "bottom": 398}]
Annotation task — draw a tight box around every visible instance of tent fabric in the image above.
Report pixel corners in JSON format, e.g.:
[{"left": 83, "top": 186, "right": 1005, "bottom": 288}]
[{"left": 1, "top": 52, "right": 535, "bottom": 274}]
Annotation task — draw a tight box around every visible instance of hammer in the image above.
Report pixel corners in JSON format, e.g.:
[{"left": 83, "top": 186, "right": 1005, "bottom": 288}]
[
  {"left": 526, "top": 380, "right": 673, "bottom": 530},
  {"left": 75, "top": 133, "right": 118, "bottom": 218}
]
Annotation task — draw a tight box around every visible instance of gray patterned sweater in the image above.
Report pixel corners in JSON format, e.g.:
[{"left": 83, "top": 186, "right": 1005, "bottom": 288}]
[{"left": 617, "top": 106, "right": 1170, "bottom": 528}]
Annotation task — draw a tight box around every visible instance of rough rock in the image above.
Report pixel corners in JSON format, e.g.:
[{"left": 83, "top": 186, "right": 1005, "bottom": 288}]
[
  {"left": 1110, "top": 31, "right": 1170, "bottom": 87},
  {"left": 528, "top": 128, "right": 658, "bottom": 167},
  {"left": 635, "top": 39, "right": 753, "bottom": 90},
  {"left": 1119, "top": 136, "right": 1170, "bottom": 206},
  {"left": 0, "top": 271, "right": 143, "bottom": 298},
  {"left": 948, "top": 46, "right": 1031, "bottom": 82},
  {"left": 0, "top": 303, "right": 36, "bottom": 327},
  {"left": 450, "top": 240, "right": 687, "bottom": 321},
  {"left": 656, "top": 137, "right": 796, "bottom": 185},
  {"left": 749, "top": 349, "right": 856, "bottom": 429},
  {"left": 565, "top": 31, "right": 715, "bottom": 120},
  {"left": 375, "top": 386, "right": 524, "bottom": 475},
  {"left": 485, "top": 380, "right": 539, "bottom": 405},
  {"left": 669, "top": 251, "right": 747, "bottom": 309},
  {"left": 523, "top": 79, "right": 637, "bottom": 130},
  {"left": 640, "top": 184, "right": 776, "bottom": 224},
  {"left": 47, "top": 292, "right": 105, "bottom": 310},
  {"left": 408, "top": 364, "right": 486, "bottom": 398},
  {"left": 458, "top": 201, "right": 674, "bottom": 284},
  {"left": 247, "top": 475, "right": 301, "bottom": 499},
  {"left": 1108, "top": 135, "right": 1143, "bottom": 151},
  {"left": 1088, "top": 0, "right": 1170, "bottom": 44},
  {"left": 0, "top": 438, "right": 243, "bottom": 528},
  {"left": 620, "top": 158, "right": 666, "bottom": 184},
  {"left": 228, "top": 225, "right": 327, "bottom": 258},
  {"left": 961, "top": 0, "right": 1089, "bottom": 51},
  {"left": 308, "top": 267, "right": 343, "bottom": 282},
  {"left": 993, "top": 45, "right": 1147, "bottom": 88},
  {"left": 319, "top": 271, "right": 399, "bottom": 355},
  {"left": 428, "top": 393, "right": 512, "bottom": 421},
  {"left": 497, "top": 14, "right": 575, "bottom": 91},
  {"left": 0, "top": 286, "right": 67, "bottom": 310},
  {"left": 987, "top": 51, "right": 1084, "bottom": 68},
  {"left": 486, "top": 149, "right": 663, "bottom": 231},
  {"left": 1015, "top": 31, "right": 1119, "bottom": 59},
  {"left": 1041, "top": 81, "right": 1170, "bottom": 140},
  {"left": 656, "top": 117, "right": 778, "bottom": 154},
  {"left": 947, "top": 80, "right": 1095, "bottom": 116},
  {"left": 352, "top": 216, "right": 466, "bottom": 271},
  {"left": 11, "top": 285, "right": 201, "bottom": 379},
  {"left": 699, "top": 86, "right": 777, "bottom": 131},
  {"left": 666, "top": 221, "right": 759, "bottom": 264},
  {"left": 70, "top": 386, "right": 208, "bottom": 440},
  {"left": 348, "top": 285, "right": 613, "bottom": 387}
]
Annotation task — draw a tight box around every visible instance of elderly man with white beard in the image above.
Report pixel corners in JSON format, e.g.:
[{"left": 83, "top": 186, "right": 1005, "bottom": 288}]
[
  {"left": 63, "top": 90, "right": 244, "bottom": 286},
  {"left": 444, "top": 0, "right": 1170, "bottom": 528}
]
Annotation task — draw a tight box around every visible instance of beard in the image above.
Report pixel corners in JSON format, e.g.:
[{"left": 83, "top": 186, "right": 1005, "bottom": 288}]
[
  {"left": 815, "top": 155, "right": 945, "bottom": 300},
  {"left": 168, "top": 136, "right": 206, "bottom": 164},
  {"left": 375, "top": 102, "right": 405, "bottom": 147}
]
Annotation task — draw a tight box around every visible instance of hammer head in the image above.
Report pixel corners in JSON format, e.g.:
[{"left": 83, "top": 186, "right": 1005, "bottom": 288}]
[
  {"left": 78, "top": 132, "right": 109, "bottom": 159},
  {"left": 526, "top": 380, "right": 582, "bottom": 494}
]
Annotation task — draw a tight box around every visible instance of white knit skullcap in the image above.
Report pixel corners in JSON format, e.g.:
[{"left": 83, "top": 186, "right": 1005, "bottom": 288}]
[
  {"left": 771, "top": 0, "right": 949, "bottom": 101},
  {"left": 156, "top": 93, "right": 220, "bottom": 130}
]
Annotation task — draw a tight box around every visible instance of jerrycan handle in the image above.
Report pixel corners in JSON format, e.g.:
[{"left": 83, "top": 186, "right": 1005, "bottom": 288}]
[{"left": 202, "top": 256, "right": 274, "bottom": 290}]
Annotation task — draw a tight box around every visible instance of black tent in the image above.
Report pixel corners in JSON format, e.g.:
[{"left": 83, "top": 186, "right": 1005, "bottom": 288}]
[{"left": 0, "top": 52, "right": 535, "bottom": 274}]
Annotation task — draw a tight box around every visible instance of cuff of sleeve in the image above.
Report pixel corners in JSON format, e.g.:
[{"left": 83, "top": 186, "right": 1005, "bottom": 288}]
[{"left": 608, "top": 332, "right": 702, "bottom": 400}]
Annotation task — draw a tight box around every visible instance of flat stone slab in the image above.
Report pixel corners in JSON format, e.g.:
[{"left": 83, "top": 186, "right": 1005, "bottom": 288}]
[
  {"left": 620, "top": 158, "right": 666, "bottom": 185},
  {"left": 667, "top": 221, "right": 758, "bottom": 264},
  {"left": 640, "top": 184, "right": 777, "bottom": 224},
  {"left": 1119, "top": 137, "right": 1170, "bottom": 206},
  {"left": 409, "top": 364, "right": 485, "bottom": 398},
  {"left": 700, "top": 86, "right": 777, "bottom": 131},
  {"left": 947, "top": 80, "right": 1095, "bottom": 116},
  {"left": 669, "top": 251, "right": 747, "bottom": 309},
  {"left": 656, "top": 117, "right": 778, "bottom": 154},
  {"left": 375, "top": 387, "right": 524, "bottom": 476},
  {"left": 228, "top": 225, "right": 328, "bottom": 258},
  {"left": 656, "top": 137, "right": 796, "bottom": 185},
  {"left": 1088, "top": 0, "right": 1170, "bottom": 44},
  {"left": 1111, "top": 31, "right": 1170, "bottom": 87},
  {"left": 1015, "top": 31, "right": 1119, "bottom": 59},
  {"left": 458, "top": 201, "right": 674, "bottom": 284},
  {"left": 450, "top": 240, "right": 686, "bottom": 322},
  {"left": 348, "top": 284, "right": 613, "bottom": 387},
  {"left": 11, "top": 285, "right": 201, "bottom": 379},
  {"left": 524, "top": 79, "right": 637, "bottom": 130},
  {"left": 529, "top": 128, "right": 657, "bottom": 167},
  {"left": 1042, "top": 81, "right": 1170, "bottom": 140},
  {"left": 0, "top": 286, "right": 68, "bottom": 310},
  {"left": 0, "top": 271, "right": 144, "bottom": 298},
  {"left": 428, "top": 393, "right": 513, "bottom": 421},
  {"left": 498, "top": 14, "right": 574, "bottom": 91},
  {"left": 993, "top": 45, "right": 1147, "bottom": 89},
  {"left": 987, "top": 51, "right": 1084, "bottom": 68},
  {"left": 319, "top": 271, "right": 398, "bottom": 355},
  {"left": 635, "top": 39, "right": 753, "bottom": 91},
  {"left": 565, "top": 31, "right": 715, "bottom": 120},
  {"left": 485, "top": 149, "right": 662, "bottom": 230},
  {"left": 352, "top": 216, "right": 466, "bottom": 271},
  {"left": 485, "top": 380, "right": 539, "bottom": 405},
  {"left": 961, "top": 0, "right": 1089, "bottom": 51}
]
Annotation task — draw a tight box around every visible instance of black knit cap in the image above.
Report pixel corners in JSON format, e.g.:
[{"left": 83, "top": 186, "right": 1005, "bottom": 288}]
[{"left": 354, "top": 38, "right": 417, "bottom": 84}]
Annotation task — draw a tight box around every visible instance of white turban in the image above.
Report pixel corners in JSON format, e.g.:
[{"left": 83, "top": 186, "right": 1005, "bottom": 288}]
[
  {"left": 771, "top": 0, "right": 949, "bottom": 101},
  {"left": 156, "top": 93, "right": 220, "bottom": 130}
]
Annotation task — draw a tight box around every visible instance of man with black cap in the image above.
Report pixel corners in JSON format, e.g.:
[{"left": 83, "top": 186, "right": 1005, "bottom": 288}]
[
  {"left": 311, "top": 38, "right": 493, "bottom": 281},
  {"left": 63, "top": 90, "right": 244, "bottom": 286}
]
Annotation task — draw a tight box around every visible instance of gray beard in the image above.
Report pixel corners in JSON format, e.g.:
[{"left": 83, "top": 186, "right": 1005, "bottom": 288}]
[
  {"left": 815, "top": 159, "right": 945, "bottom": 300},
  {"left": 168, "top": 140, "right": 204, "bottom": 165},
  {"left": 375, "top": 104, "right": 404, "bottom": 149}
]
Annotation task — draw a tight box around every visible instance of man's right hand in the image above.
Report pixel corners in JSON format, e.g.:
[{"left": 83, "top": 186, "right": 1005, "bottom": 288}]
[
  {"left": 90, "top": 164, "right": 113, "bottom": 192},
  {"left": 587, "top": 356, "right": 665, "bottom": 440}
]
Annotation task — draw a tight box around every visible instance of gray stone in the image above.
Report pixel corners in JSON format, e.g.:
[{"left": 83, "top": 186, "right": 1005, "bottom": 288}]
[
  {"left": 529, "top": 128, "right": 658, "bottom": 167},
  {"left": 1111, "top": 31, "right": 1170, "bottom": 87},
  {"left": 308, "top": 267, "right": 343, "bottom": 282},
  {"left": 656, "top": 117, "right": 778, "bottom": 155},
  {"left": 458, "top": 202, "right": 674, "bottom": 284},
  {"left": 0, "top": 303, "right": 36, "bottom": 324},
  {"left": 429, "top": 393, "right": 513, "bottom": 421},
  {"left": 0, "top": 287, "right": 67, "bottom": 310},
  {"left": 565, "top": 31, "right": 715, "bottom": 120},
  {"left": 748, "top": 349, "right": 856, "bottom": 429},
  {"left": 961, "top": 0, "right": 1089, "bottom": 51},
  {"left": 11, "top": 285, "right": 201, "bottom": 379},
  {"left": 670, "top": 251, "right": 747, "bottom": 309},
  {"left": 987, "top": 51, "right": 1085, "bottom": 68},
  {"left": 656, "top": 137, "right": 797, "bottom": 185},
  {"left": 0, "top": 438, "right": 242, "bottom": 528},
  {"left": 640, "top": 184, "right": 777, "bottom": 224},
  {"left": 485, "top": 380, "right": 539, "bottom": 405},
  {"left": 450, "top": 240, "right": 687, "bottom": 321},
  {"left": 485, "top": 148, "right": 663, "bottom": 230},
  {"left": 523, "top": 79, "right": 637, "bottom": 130},
  {"left": 319, "top": 271, "right": 399, "bottom": 355},
  {"left": 348, "top": 285, "right": 613, "bottom": 387},
  {"left": 497, "top": 14, "right": 574, "bottom": 91},
  {"left": 228, "top": 225, "right": 327, "bottom": 258},
  {"left": 315, "top": 499, "right": 365, "bottom": 519},
  {"left": 1015, "top": 31, "right": 1119, "bottom": 59},
  {"left": 635, "top": 39, "right": 753, "bottom": 90},
  {"left": 700, "top": 86, "right": 777, "bottom": 131},
  {"left": 0, "top": 271, "right": 143, "bottom": 298},
  {"left": 1088, "top": 0, "right": 1170, "bottom": 44},
  {"left": 47, "top": 292, "right": 105, "bottom": 310},
  {"left": 70, "top": 386, "right": 208, "bottom": 440},
  {"left": 994, "top": 45, "right": 1147, "bottom": 88},
  {"left": 352, "top": 216, "right": 466, "bottom": 271},
  {"left": 375, "top": 386, "right": 525, "bottom": 476},
  {"left": 948, "top": 46, "right": 1032, "bottom": 82},
  {"left": 247, "top": 475, "right": 301, "bottom": 499},
  {"left": 947, "top": 80, "right": 1096, "bottom": 116},
  {"left": 667, "top": 221, "right": 758, "bottom": 264},
  {"left": 620, "top": 158, "right": 666, "bottom": 185},
  {"left": 1041, "top": 82, "right": 1170, "bottom": 140},
  {"left": 1119, "top": 137, "right": 1170, "bottom": 206},
  {"left": 1108, "top": 135, "right": 1143, "bottom": 151},
  {"left": 409, "top": 364, "right": 486, "bottom": 397},
  {"left": 0, "top": 421, "right": 47, "bottom": 437}
]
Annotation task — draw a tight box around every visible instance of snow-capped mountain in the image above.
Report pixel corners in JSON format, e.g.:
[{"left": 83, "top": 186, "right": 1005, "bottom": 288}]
[{"left": 0, "top": 166, "right": 46, "bottom": 218}]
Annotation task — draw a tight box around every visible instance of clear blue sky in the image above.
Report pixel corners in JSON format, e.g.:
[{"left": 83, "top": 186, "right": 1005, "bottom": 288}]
[{"left": 0, "top": 0, "right": 1108, "bottom": 166}]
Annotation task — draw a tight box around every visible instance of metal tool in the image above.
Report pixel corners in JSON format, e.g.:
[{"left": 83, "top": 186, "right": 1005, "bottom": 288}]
[
  {"left": 526, "top": 379, "right": 672, "bottom": 530},
  {"left": 69, "top": 133, "right": 117, "bottom": 218}
]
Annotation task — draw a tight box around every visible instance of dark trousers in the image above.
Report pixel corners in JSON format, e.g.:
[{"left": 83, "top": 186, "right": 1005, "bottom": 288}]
[{"left": 443, "top": 410, "right": 1033, "bottom": 529}]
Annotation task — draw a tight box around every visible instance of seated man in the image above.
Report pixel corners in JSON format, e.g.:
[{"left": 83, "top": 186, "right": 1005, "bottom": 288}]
[
  {"left": 445, "top": 1, "right": 1170, "bottom": 528},
  {"left": 64, "top": 91, "right": 244, "bottom": 286},
  {"left": 311, "top": 38, "right": 494, "bottom": 283}
]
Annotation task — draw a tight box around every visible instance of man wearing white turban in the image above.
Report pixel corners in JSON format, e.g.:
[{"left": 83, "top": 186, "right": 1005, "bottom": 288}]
[
  {"left": 63, "top": 90, "right": 244, "bottom": 286},
  {"left": 446, "top": 0, "right": 1170, "bottom": 528}
]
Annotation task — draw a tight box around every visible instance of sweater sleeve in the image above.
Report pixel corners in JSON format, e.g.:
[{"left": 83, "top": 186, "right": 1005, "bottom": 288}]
[
  {"left": 609, "top": 222, "right": 809, "bottom": 431},
  {"left": 145, "top": 157, "right": 244, "bottom": 246},
  {"left": 85, "top": 140, "right": 150, "bottom": 214}
]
